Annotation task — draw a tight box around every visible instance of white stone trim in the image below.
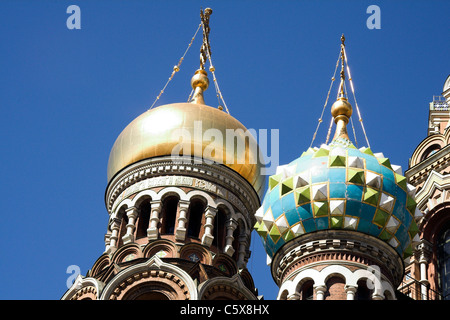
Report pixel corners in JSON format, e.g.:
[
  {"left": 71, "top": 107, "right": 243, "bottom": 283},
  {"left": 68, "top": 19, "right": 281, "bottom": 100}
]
[
  {"left": 277, "top": 264, "right": 396, "bottom": 300},
  {"left": 99, "top": 255, "right": 198, "bottom": 300},
  {"left": 198, "top": 274, "right": 256, "bottom": 300},
  {"left": 61, "top": 275, "right": 105, "bottom": 300}
]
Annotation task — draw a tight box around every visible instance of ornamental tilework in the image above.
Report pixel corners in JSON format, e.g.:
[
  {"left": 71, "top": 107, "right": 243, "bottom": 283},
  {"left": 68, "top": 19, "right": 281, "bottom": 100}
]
[{"left": 254, "top": 138, "right": 422, "bottom": 260}]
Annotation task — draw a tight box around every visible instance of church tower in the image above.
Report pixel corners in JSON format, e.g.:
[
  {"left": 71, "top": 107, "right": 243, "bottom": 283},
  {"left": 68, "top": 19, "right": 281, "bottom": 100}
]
[
  {"left": 62, "top": 8, "right": 265, "bottom": 300},
  {"left": 254, "top": 36, "right": 422, "bottom": 300},
  {"left": 402, "top": 75, "right": 450, "bottom": 300}
]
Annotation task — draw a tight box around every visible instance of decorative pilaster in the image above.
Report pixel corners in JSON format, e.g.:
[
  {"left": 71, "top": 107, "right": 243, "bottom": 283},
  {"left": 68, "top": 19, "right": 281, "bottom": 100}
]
[
  {"left": 175, "top": 200, "right": 190, "bottom": 241},
  {"left": 106, "top": 218, "right": 121, "bottom": 254},
  {"left": 224, "top": 218, "right": 238, "bottom": 256},
  {"left": 201, "top": 206, "right": 217, "bottom": 247},
  {"left": 147, "top": 201, "right": 162, "bottom": 240},
  {"left": 122, "top": 207, "right": 139, "bottom": 244}
]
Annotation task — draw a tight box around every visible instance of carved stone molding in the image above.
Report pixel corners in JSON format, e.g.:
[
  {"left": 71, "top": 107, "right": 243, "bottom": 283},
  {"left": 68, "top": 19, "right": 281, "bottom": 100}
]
[
  {"left": 271, "top": 230, "right": 404, "bottom": 287},
  {"left": 100, "top": 256, "right": 198, "bottom": 300},
  {"left": 105, "top": 156, "right": 260, "bottom": 217},
  {"left": 198, "top": 274, "right": 257, "bottom": 300}
]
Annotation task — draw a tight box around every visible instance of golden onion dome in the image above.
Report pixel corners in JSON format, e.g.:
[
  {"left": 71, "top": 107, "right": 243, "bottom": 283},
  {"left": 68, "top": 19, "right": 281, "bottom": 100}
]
[{"left": 107, "top": 70, "right": 265, "bottom": 199}]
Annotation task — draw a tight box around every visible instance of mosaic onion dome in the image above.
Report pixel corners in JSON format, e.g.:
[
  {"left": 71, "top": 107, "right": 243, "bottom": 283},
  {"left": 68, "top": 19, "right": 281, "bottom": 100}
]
[
  {"left": 107, "top": 69, "right": 265, "bottom": 199},
  {"left": 254, "top": 94, "right": 423, "bottom": 260}
]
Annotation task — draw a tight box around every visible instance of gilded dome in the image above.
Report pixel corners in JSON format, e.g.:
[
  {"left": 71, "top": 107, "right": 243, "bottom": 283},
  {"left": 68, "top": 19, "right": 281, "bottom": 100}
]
[{"left": 107, "top": 102, "right": 265, "bottom": 199}]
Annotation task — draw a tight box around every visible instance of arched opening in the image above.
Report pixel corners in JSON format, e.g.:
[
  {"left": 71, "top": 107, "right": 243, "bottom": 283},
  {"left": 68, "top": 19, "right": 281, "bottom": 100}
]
[
  {"left": 122, "top": 282, "right": 177, "bottom": 300},
  {"left": 299, "top": 280, "right": 314, "bottom": 300},
  {"left": 212, "top": 207, "right": 227, "bottom": 251},
  {"left": 356, "top": 279, "right": 372, "bottom": 300},
  {"left": 136, "top": 201, "right": 151, "bottom": 240},
  {"left": 437, "top": 223, "right": 450, "bottom": 300},
  {"left": 133, "top": 292, "right": 170, "bottom": 300},
  {"left": 187, "top": 198, "right": 206, "bottom": 239},
  {"left": 117, "top": 207, "right": 128, "bottom": 247},
  {"left": 160, "top": 196, "right": 179, "bottom": 235},
  {"left": 420, "top": 144, "right": 441, "bottom": 162},
  {"left": 325, "top": 276, "right": 346, "bottom": 300}
]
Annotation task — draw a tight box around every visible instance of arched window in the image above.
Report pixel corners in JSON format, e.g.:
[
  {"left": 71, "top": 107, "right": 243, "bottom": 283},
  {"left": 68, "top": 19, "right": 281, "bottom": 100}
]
[
  {"left": 117, "top": 207, "right": 128, "bottom": 247},
  {"left": 187, "top": 198, "right": 205, "bottom": 239},
  {"left": 161, "top": 196, "right": 179, "bottom": 235},
  {"left": 136, "top": 201, "right": 151, "bottom": 240},
  {"left": 420, "top": 144, "right": 441, "bottom": 162},
  {"left": 212, "top": 207, "right": 227, "bottom": 251},
  {"left": 356, "top": 279, "right": 372, "bottom": 300},
  {"left": 299, "top": 280, "right": 314, "bottom": 300},
  {"left": 437, "top": 224, "right": 450, "bottom": 300}
]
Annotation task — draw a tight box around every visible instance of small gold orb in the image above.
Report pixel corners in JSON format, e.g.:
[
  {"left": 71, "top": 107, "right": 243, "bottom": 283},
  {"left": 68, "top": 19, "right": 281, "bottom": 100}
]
[
  {"left": 173, "top": 65, "right": 180, "bottom": 72},
  {"left": 191, "top": 69, "right": 209, "bottom": 91},
  {"left": 331, "top": 97, "right": 352, "bottom": 119}
]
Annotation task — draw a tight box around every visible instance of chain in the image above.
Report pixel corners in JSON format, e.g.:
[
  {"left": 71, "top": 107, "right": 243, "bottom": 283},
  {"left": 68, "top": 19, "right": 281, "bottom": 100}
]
[{"left": 149, "top": 23, "right": 202, "bottom": 110}]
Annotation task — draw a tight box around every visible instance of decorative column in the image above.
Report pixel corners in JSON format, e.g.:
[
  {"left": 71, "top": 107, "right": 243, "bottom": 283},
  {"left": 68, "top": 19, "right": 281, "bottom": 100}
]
[
  {"left": 175, "top": 200, "right": 190, "bottom": 241},
  {"left": 104, "top": 233, "right": 111, "bottom": 252},
  {"left": 106, "top": 218, "right": 121, "bottom": 254},
  {"left": 314, "top": 285, "right": 327, "bottom": 300},
  {"left": 237, "top": 234, "right": 249, "bottom": 269},
  {"left": 417, "top": 239, "right": 432, "bottom": 300},
  {"left": 147, "top": 201, "right": 162, "bottom": 240},
  {"left": 345, "top": 285, "right": 357, "bottom": 300},
  {"left": 122, "top": 207, "right": 139, "bottom": 244},
  {"left": 224, "top": 218, "right": 238, "bottom": 256},
  {"left": 201, "top": 206, "right": 217, "bottom": 247}
]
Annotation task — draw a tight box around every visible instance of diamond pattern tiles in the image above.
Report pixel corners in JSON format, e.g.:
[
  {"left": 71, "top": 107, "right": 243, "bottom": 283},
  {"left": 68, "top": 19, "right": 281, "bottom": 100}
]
[{"left": 255, "top": 138, "right": 422, "bottom": 260}]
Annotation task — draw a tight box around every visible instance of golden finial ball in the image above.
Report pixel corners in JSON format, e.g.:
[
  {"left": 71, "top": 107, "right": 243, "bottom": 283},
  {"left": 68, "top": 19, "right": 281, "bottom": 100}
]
[
  {"left": 191, "top": 69, "right": 209, "bottom": 91},
  {"left": 331, "top": 97, "right": 353, "bottom": 119}
]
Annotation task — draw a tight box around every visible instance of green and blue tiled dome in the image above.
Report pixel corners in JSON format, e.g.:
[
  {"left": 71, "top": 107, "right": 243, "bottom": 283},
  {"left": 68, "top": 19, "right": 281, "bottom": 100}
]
[{"left": 254, "top": 97, "right": 422, "bottom": 260}]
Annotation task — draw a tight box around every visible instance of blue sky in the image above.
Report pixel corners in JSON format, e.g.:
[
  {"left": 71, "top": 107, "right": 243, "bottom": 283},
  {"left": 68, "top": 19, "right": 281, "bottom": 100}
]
[{"left": 0, "top": 0, "right": 449, "bottom": 300}]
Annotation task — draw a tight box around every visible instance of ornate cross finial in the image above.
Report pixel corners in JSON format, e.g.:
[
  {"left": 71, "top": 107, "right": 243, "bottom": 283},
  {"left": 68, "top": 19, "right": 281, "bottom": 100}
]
[
  {"left": 200, "top": 8, "right": 213, "bottom": 70},
  {"left": 331, "top": 34, "right": 353, "bottom": 141},
  {"left": 338, "top": 34, "right": 346, "bottom": 97}
]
